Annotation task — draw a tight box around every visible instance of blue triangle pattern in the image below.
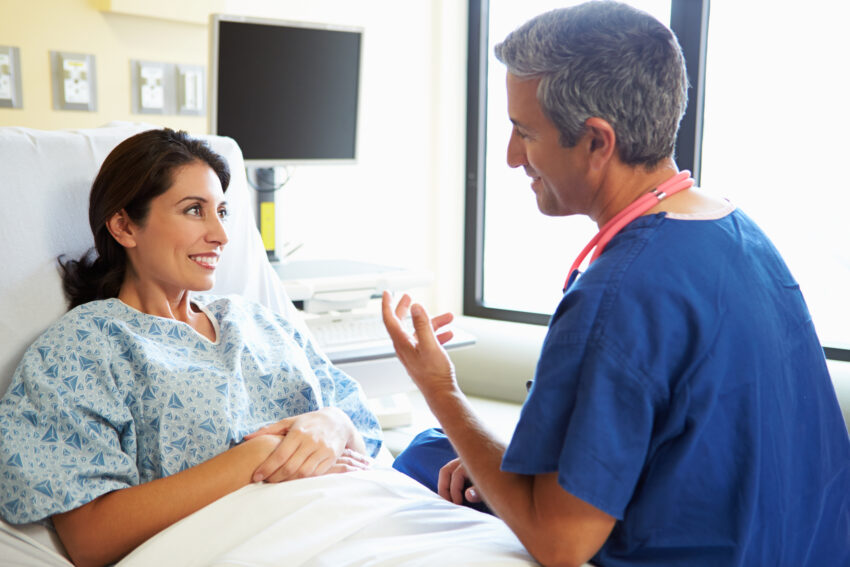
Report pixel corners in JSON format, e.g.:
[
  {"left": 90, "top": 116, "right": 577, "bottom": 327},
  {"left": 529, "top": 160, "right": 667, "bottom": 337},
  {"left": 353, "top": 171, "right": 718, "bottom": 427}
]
[
  {"left": 41, "top": 425, "right": 58, "bottom": 443},
  {"left": 62, "top": 375, "right": 78, "bottom": 392},
  {"left": 64, "top": 433, "right": 83, "bottom": 451},
  {"left": 198, "top": 418, "right": 217, "bottom": 435},
  {"left": 3, "top": 499, "right": 21, "bottom": 515},
  {"left": 259, "top": 374, "right": 274, "bottom": 389},
  {"left": 9, "top": 383, "right": 25, "bottom": 397},
  {"left": 5, "top": 454, "right": 22, "bottom": 468},
  {"left": 33, "top": 481, "right": 53, "bottom": 498}
]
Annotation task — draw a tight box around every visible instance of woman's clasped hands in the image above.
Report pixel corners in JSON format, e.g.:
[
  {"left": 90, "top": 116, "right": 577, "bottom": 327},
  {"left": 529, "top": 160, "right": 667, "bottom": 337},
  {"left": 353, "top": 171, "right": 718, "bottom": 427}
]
[{"left": 244, "top": 406, "right": 372, "bottom": 483}]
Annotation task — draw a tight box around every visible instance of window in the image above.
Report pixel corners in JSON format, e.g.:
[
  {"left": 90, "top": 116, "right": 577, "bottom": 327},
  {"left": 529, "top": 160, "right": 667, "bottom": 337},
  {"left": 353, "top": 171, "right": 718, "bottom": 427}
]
[{"left": 464, "top": 0, "right": 849, "bottom": 361}]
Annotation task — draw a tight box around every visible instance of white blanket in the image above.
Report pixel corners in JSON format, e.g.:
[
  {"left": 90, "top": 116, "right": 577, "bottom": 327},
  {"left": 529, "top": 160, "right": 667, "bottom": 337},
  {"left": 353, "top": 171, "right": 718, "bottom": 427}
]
[{"left": 117, "top": 467, "right": 539, "bottom": 567}]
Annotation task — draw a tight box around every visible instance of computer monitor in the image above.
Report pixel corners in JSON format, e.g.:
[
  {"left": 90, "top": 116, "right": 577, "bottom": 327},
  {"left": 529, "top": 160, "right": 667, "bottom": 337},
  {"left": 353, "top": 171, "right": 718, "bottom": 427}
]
[
  {"left": 209, "top": 14, "right": 363, "bottom": 260},
  {"left": 209, "top": 14, "right": 362, "bottom": 166}
]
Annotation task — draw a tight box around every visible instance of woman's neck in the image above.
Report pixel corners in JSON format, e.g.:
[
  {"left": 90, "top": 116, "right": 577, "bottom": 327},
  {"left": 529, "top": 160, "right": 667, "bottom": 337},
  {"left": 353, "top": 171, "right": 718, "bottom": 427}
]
[{"left": 118, "top": 284, "right": 195, "bottom": 324}]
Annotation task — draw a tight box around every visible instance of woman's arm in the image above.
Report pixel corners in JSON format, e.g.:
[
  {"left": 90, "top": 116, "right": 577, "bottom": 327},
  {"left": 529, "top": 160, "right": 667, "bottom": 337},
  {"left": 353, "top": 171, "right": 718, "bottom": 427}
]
[
  {"left": 245, "top": 406, "right": 367, "bottom": 483},
  {"left": 52, "top": 434, "right": 283, "bottom": 567}
]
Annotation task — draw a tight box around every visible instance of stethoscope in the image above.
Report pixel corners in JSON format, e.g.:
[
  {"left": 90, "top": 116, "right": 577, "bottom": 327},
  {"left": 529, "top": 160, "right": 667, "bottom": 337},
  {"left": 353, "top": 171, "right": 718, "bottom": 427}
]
[{"left": 564, "top": 170, "right": 695, "bottom": 291}]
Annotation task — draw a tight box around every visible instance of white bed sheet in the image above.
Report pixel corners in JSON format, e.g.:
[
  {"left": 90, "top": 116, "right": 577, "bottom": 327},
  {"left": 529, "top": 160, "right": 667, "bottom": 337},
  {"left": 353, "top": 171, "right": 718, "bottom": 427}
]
[{"left": 117, "top": 467, "right": 539, "bottom": 567}]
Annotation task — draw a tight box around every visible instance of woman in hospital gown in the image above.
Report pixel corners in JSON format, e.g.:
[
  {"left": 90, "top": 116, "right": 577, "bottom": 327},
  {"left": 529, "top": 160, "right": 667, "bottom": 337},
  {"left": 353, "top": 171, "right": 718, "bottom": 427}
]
[{"left": 0, "top": 128, "right": 382, "bottom": 567}]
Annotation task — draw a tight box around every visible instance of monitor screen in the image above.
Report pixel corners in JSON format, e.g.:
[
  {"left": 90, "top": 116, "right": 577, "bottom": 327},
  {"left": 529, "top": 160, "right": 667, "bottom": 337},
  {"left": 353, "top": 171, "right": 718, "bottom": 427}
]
[{"left": 210, "top": 15, "right": 362, "bottom": 165}]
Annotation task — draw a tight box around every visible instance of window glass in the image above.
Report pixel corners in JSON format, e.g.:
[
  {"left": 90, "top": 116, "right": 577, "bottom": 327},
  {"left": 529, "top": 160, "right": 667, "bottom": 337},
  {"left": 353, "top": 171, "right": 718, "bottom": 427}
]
[
  {"left": 482, "top": 1, "right": 673, "bottom": 316},
  {"left": 699, "top": 2, "right": 850, "bottom": 348}
]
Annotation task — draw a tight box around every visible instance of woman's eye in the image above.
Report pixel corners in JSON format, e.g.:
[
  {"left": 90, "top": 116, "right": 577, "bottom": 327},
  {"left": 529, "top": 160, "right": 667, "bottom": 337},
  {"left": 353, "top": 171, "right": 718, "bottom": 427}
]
[
  {"left": 218, "top": 207, "right": 229, "bottom": 220},
  {"left": 185, "top": 204, "right": 202, "bottom": 216}
]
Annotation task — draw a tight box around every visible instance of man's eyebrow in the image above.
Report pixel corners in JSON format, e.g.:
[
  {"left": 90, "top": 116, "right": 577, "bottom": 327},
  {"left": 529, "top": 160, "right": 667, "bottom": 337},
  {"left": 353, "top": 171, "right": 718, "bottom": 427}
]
[{"left": 510, "top": 118, "right": 533, "bottom": 131}]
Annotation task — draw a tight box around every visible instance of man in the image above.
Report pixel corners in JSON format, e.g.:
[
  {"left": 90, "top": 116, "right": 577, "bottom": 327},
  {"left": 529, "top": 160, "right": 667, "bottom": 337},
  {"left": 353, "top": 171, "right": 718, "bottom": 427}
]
[{"left": 382, "top": 2, "right": 850, "bottom": 566}]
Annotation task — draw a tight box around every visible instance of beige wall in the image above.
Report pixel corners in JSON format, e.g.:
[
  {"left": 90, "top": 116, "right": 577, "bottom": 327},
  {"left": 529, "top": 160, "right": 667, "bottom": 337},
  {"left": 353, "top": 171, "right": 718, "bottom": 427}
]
[
  {"left": 0, "top": 0, "right": 469, "bottom": 316},
  {"left": 0, "top": 0, "right": 208, "bottom": 132}
]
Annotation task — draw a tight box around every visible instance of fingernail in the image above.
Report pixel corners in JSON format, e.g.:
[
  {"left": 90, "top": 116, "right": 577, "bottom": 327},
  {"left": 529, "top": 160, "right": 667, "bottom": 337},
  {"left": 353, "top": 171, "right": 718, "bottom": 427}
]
[{"left": 252, "top": 472, "right": 264, "bottom": 483}]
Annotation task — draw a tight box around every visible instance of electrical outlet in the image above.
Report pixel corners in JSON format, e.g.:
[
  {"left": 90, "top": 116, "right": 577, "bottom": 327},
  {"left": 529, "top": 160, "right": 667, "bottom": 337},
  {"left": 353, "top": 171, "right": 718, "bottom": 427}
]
[
  {"left": 50, "top": 51, "right": 97, "bottom": 111},
  {"left": 62, "top": 56, "right": 90, "bottom": 105},
  {"left": 139, "top": 62, "right": 165, "bottom": 111},
  {"left": 0, "top": 53, "right": 12, "bottom": 100},
  {"left": 177, "top": 64, "right": 205, "bottom": 115},
  {"left": 0, "top": 46, "right": 23, "bottom": 108}
]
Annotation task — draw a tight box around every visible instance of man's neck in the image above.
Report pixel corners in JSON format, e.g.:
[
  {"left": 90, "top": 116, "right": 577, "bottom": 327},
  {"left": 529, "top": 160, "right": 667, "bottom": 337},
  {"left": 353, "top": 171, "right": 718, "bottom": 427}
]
[{"left": 589, "top": 158, "right": 679, "bottom": 228}]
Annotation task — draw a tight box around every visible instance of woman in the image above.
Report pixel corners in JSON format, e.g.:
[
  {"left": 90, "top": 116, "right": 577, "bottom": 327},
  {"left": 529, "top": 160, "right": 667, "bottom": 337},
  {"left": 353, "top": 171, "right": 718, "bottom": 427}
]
[{"left": 0, "top": 129, "right": 382, "bottom": 567}]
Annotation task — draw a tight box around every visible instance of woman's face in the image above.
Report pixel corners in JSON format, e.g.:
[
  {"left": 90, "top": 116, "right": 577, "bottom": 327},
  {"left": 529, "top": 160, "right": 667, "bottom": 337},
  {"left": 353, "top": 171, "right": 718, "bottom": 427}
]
[{"left": 123, "top": 161, "right": 229, "bottom": 297}]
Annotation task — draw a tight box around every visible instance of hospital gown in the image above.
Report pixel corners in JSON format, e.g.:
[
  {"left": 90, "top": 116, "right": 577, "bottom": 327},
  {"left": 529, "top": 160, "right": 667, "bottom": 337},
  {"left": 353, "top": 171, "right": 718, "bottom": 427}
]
[{"left": 0, "top": 294, "right": 382, "bottom": 524}]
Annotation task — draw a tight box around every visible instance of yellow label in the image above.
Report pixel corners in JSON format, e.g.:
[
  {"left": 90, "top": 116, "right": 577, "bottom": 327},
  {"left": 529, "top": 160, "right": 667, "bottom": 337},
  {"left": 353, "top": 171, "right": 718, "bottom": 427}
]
[{"left": 260, "top": 201, "right": 275, "bottom": 251}]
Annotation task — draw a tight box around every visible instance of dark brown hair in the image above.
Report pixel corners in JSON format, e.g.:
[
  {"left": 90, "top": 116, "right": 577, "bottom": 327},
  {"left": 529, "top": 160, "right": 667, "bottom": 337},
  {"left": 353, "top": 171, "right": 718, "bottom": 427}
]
[{"left": 59, "top": 128, "right": 231, "bottom": 309}]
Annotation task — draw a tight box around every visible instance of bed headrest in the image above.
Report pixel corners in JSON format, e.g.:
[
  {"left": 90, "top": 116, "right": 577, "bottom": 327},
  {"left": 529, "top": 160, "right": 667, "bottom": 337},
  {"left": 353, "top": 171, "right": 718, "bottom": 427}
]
[{"left": 0, "top": 123, "right": 298, "bottom": 396}]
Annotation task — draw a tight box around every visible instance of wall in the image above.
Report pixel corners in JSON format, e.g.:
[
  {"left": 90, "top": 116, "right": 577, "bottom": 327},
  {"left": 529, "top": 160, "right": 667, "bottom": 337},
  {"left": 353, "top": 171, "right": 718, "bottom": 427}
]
[
  {"left": 0, "top": 0, "right": 469, "bottom": 314},
  {"left": 0, "top": 0, "right": 207, "bottom": 132}
]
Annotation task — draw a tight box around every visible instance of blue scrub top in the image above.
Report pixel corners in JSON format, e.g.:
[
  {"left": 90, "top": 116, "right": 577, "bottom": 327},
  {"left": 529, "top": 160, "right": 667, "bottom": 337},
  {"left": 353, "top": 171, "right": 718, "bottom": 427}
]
[{"left": 503, "top": 208, "right": 850, "bottom": 566}]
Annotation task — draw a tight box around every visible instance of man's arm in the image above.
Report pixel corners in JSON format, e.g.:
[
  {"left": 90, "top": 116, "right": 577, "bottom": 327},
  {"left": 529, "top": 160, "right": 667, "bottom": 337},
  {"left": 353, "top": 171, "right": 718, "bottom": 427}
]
[{"left": 382, "top": 292, "right": 615, "bottom": 567}]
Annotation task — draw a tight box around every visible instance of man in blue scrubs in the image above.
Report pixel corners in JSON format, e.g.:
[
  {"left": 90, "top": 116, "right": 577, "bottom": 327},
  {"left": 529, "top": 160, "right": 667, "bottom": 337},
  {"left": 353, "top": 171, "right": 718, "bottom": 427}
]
[{"left": 383, "top": 2, "right": 850, "bottom": 566}]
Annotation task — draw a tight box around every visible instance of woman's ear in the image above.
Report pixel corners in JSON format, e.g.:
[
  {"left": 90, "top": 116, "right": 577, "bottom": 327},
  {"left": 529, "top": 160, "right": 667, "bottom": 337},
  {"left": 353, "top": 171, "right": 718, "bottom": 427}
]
[
  {"left": 584, "top": 117, "right": 617, "bottom": 170},
  {"left": 105, "top": 210, "right": 137, "bottom": 248}
]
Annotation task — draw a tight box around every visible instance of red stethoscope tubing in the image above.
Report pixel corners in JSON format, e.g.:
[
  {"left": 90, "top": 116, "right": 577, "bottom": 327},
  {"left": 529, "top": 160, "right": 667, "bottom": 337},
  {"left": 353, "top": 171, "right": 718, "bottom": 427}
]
[{"left": 564, "top": 170, "right": 694, "bottom": 290}]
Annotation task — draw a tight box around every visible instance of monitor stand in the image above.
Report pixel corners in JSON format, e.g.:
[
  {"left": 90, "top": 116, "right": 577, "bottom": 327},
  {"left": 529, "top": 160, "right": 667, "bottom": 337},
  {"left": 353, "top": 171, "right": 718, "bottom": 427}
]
[{"left": 252, "top": 167, "right": 280, "bottom": 263}]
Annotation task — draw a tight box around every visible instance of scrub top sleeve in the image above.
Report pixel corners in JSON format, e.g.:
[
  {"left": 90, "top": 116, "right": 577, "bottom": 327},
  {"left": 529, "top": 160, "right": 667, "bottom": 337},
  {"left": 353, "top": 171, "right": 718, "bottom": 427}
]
[
  {"left": 504, "top": 341, "right": 657, "bottom": 520},
  {"left": 555, "top": 345, "right": 658, "bottom": 519},
  {"left": 0, "top": 322, "right": 139, "bottom": 524}
]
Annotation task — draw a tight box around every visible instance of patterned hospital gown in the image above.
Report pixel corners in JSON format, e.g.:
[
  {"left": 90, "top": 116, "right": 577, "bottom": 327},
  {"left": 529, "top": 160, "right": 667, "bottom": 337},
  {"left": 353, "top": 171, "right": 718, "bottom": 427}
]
[{"left": 0, "top": 294, "right": 382, "bottom": 524}]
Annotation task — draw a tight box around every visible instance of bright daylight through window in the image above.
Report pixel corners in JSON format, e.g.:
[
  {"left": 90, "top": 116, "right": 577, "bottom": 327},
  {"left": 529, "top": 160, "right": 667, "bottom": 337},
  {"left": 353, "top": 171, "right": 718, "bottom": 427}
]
[{"left": 467, "top": 0, "right": 850, "bottom": 358}]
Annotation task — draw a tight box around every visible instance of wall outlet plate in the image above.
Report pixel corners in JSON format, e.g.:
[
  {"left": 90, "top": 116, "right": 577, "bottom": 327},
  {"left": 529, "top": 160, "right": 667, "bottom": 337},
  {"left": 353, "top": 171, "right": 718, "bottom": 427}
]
[
  {"left": 50, "top": 51, "right": 97, "bottom": 111},
  {"left": 177, "top": 64, "right": 205, "bottom": 115},
  {"left": 131, "top": 60, "right": 177, "bottom": 115},
  {"left": 0, "top": 45, "right": 23, "bottom": 109}
]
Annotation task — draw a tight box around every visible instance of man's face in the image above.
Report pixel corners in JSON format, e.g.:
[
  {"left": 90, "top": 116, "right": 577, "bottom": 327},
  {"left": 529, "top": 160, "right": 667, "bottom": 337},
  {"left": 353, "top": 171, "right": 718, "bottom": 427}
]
[{"left": 505, "top": 72, "right": 591, "bottom": 217}]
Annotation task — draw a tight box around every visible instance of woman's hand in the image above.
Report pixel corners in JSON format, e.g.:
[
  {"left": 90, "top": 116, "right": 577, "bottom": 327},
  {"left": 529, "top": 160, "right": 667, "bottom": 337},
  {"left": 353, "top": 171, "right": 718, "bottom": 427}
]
[
  {"left": 438, "top": 457, "right": 481, "bottom": 505},
  {"left": 381, "top": 291, "right": 458, "bottom": 399},
  {"left": 244, "top": 407, "right": 366, "bottom": 483}
]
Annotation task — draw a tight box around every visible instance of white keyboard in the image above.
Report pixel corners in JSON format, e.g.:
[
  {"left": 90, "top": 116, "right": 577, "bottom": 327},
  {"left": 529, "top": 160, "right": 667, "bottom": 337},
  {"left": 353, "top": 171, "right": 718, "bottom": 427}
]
[{"left": 306, "top": 312, "right": 413, "bottom": 349}]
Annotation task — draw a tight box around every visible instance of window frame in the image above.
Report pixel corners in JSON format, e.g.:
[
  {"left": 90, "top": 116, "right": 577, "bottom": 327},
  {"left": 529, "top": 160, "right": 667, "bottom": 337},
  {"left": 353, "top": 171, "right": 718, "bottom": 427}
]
[{"left": 461, "top": 0, "right": 850, "bottom": 362}]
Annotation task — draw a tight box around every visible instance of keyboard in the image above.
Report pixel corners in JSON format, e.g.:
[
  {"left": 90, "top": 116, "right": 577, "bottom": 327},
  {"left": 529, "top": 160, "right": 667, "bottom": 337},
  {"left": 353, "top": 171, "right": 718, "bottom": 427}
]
[{"left": 306, "top": 312, "right": 413, "bottom": 349}]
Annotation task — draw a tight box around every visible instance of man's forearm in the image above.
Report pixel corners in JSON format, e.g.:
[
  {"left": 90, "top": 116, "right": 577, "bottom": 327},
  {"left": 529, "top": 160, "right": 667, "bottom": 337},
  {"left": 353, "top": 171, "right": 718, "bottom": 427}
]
[{"left": 421, "top": 388, "right": 614, "bottom": 567}]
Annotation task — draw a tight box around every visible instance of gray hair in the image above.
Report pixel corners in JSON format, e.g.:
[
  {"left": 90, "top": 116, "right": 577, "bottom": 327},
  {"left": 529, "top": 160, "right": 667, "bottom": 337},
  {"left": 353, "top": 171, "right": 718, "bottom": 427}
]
[{"left": 494, "top": 1, "right": 688, "bottom": 167}]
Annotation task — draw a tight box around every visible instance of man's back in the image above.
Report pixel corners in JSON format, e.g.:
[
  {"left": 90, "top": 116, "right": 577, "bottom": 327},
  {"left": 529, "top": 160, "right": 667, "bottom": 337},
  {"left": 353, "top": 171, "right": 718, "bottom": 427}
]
[{"left": 504, "top": 206, "right": 850, "bottom": 566}]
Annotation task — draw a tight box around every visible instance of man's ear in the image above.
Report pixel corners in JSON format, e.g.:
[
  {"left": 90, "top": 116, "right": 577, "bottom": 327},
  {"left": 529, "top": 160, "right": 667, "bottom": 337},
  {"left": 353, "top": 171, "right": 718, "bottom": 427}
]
[
  {"left": 584, "top": 117, "right": 617, "bottom": 170},
  {"left": 105, "top": 210, "right": 138, "bottom": 248}
]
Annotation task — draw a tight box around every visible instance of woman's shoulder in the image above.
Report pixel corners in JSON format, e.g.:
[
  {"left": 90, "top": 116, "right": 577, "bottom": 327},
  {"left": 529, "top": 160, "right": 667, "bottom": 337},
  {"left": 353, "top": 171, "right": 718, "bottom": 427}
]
[{"left": 41, "top": 298, "right": 125, "bottom": 336}]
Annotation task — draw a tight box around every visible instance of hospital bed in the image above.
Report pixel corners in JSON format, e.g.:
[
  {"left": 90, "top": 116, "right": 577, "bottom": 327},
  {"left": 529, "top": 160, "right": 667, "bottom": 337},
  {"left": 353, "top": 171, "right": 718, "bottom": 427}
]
[{"left": 0, "top": 124, "right": 538, "bottom": 566}]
